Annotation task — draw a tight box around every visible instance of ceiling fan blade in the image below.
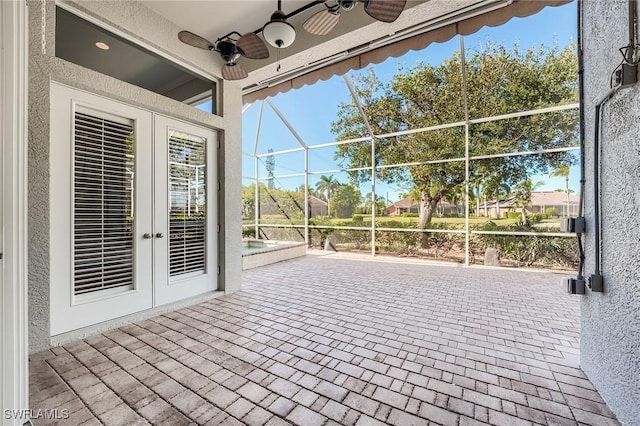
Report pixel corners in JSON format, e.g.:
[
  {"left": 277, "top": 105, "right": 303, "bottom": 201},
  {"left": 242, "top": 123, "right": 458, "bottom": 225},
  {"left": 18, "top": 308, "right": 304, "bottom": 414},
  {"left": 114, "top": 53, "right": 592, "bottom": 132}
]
[
  {"left": 236, "top": 33, "right": 269, "bottom": 60},
  {"left": 364, "top": 0, "right": 407, "bottom": 23},
  {"left": 178, "top": 30, "right": 214, "bottom": 50},
  {"left": 222, "top": 63, "right": 249, "bottom": 80},
  {"left": 303, "top": 9, "right": 340, "bottom": 36}
]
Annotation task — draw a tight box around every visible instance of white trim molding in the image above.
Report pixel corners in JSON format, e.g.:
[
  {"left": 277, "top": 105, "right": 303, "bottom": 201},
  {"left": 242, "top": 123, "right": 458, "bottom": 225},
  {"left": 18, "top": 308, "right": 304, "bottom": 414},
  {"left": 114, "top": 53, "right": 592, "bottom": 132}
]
[{"left": 1, "top": 0, "right": 30, "bottom": 424}]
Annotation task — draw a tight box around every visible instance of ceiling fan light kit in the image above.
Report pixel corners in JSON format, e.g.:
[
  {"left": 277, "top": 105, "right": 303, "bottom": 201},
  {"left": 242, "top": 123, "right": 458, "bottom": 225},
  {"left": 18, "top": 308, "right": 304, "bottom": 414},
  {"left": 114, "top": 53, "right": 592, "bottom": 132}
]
[
  {"left": 178, "top": 0, "right": 408, "bottom": 80},
  {"left": 263, "top": 9, "right": 297, "bottom": 48}
]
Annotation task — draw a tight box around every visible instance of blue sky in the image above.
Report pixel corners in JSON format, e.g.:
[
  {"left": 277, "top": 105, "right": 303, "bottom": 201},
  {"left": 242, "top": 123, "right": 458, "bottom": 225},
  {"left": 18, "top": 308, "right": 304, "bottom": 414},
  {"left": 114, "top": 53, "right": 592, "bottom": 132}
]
[{"left": 232, "top": 2, "right": 578, "bottom": 202}]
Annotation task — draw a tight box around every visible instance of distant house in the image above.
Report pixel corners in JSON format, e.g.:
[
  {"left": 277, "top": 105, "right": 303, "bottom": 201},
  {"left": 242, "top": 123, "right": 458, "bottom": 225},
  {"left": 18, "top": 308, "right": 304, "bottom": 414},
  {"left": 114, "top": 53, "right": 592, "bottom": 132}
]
[
  {"left": 479, "top": 191, "right": 579, "bottom": 218},
  {"left": 385, "top": 197, "right": 419, "bottom": 216},
  {"left": 308, "top": 195, "right": 328, "bottom": 217},
  {"left": 385, "top": 196, "right": 459, "bottom": 217}
]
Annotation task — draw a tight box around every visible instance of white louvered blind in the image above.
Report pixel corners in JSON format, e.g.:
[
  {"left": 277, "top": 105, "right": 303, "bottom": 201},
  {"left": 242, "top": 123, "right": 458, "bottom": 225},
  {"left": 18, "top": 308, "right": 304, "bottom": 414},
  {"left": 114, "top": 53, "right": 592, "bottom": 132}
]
[
  {"left": 73, "top": 111, "right": 135, "bottom": 295},
  {"left": 169, "top": 131, "right": 207, "bottom": 276}
]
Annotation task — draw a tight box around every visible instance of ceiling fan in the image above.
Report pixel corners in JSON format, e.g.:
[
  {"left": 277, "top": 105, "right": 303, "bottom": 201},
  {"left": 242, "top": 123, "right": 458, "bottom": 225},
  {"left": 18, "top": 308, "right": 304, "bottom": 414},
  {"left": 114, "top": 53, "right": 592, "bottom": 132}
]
[
  {"left": 178, "top": 0, "right": 407, "bottom": 80},
  {"left": 304, "top": 0, "right": 408, "bottom": 36},
  {"left": 178, "top": 30, "right": 269, "bottom": 80}
]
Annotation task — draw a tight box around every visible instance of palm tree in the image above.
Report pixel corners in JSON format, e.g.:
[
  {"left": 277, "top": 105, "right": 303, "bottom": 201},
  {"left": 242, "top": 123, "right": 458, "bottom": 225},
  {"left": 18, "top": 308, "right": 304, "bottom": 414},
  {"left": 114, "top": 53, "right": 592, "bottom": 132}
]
[
  {"left": 364, "top": 192, "right": 386, "bottom": 215},
  {"left": 550, "top": 164, "right": 570, "bottom": 216},
  {"left": 475, "top": 175, "right": 493, "bottom": 217},
  {"left": 466, "top": 175, "right": 482, "bottom": 216},
  {"left": 315, "top": 175, "right": 340, "bottom": 217},
  {"left": 512, "top": 178, "right": 544, "bottom": 225},
  {"left": 446, "top": 183, "right": 466, "bottom": 217},
  {"left": 484, "top": 177, "right": 511, "bottom": 219}
]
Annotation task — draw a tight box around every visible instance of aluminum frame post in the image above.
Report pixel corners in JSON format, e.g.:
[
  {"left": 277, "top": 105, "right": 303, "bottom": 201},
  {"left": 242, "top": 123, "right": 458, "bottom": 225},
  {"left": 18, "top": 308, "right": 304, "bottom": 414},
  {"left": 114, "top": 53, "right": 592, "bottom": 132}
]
[
  {"left": 304, "top": 148, "right": 310, "bottom": 245},
  {"left": 344, "top": 75, "right": 378, "bottom": 256},
  {"left": 461, "top": 36, "right": 471, "bottom": 266}
]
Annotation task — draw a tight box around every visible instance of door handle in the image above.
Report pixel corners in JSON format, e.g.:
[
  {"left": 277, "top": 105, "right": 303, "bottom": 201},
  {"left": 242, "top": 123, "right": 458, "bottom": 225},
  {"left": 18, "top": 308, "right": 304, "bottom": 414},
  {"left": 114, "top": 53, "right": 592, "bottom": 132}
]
[
  {"left": 155, "top": 233, "right": 165, "bottom": 239},
  {"left": 143, "top": 233, "right": 153, "bottom": 239}
]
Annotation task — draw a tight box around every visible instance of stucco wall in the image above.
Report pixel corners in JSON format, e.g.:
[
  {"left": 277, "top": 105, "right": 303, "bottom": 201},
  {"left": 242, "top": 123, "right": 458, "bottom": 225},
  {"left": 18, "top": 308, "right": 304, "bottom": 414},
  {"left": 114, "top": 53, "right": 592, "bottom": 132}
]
[
  {"left": 581, "top": 2, "right": 640, "bottom": 425},
  {"left": 28, "top": 0, "right": 242, "bottom": 352}
]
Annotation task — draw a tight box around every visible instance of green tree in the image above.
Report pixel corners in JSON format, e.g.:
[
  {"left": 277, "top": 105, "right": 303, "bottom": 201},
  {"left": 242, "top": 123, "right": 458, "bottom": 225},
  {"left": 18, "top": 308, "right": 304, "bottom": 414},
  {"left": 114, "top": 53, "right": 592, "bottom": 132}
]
[
  {"left": 242, "top": 184, "right": 257, "bottom": 219},
  {"left": 332, "top": 184, "right": 362, "bottom": 218},
  {"left": 332, "top": 43, "right": 578, "bottom": 228},
  {"left": 315, "top": 175, "right": 340, "bottom": 217},
  {"left": 259, "top": 186, "right": 306, "bottom": 220},
  {"left": 549, "top": 164, "right": 570, "bottom": 216}
]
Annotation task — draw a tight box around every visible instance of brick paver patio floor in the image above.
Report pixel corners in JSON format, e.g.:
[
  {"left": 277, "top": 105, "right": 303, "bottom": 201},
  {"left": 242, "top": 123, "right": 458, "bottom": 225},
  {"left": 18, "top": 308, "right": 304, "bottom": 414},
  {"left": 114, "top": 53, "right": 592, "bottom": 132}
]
[{"left": 29, "top": 252, "right": 619, "bottom": 425}]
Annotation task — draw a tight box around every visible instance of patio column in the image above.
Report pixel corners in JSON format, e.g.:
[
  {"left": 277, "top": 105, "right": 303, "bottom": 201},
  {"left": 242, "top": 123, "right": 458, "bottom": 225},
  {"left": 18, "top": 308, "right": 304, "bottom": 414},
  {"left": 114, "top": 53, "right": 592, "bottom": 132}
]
[
  {"left": 1, "top": 0, "right": 29, "bottom": 423},
  {"left": 219, "top": 79, "right": 243, "bottom": 294}
]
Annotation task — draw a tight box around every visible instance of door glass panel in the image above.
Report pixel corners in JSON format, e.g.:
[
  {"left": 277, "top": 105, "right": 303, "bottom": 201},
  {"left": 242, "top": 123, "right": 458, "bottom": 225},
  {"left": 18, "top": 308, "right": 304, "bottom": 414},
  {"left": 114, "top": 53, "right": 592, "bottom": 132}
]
[
  {"left": 73, "top": 112, "right": 134, "bottom": 295},
  {"left": 169, "top": 130, "right": 207, "bottom": 276}
]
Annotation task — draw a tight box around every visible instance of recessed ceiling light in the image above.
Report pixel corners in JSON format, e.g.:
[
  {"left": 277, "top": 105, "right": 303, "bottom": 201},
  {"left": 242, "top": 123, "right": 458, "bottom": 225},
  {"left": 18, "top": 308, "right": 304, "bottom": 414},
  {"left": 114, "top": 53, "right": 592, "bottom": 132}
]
[{"left": 95, "top": 42, "right": 110, "bottom": 50}]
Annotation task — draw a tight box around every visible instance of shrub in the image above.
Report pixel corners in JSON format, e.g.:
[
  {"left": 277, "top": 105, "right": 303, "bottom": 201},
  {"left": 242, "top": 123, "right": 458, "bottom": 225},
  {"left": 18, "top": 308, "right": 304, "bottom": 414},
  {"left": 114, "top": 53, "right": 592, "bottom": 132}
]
[
  {"left": 378, "top": 220, "right": 409, "bottom": 229},
  {"left": 545, "top": 207, "right": 559, "bottom": 217},
  {"left": 472, "top": 222, "right": 578, "bottom": 267},
  {"left": 401, "top": 212, "right": 419, "bottom": 217},
  {"left": 528, "top": 213, "right": 544, "bottom": 224},
  {"left": 332, "top": 229, "right": 371, "bottom": 250},
  {"left": 506, "top": 212, "right": 520, "bottom": 220},
  {"left": 258, "top": 227, "right": 305, "bottom": 242},
  {"left": 352, "top": 214, "right": 364, "bottom": 223},
  {"left": 259, "top": 214, "right": 304, "bottom": 225}
]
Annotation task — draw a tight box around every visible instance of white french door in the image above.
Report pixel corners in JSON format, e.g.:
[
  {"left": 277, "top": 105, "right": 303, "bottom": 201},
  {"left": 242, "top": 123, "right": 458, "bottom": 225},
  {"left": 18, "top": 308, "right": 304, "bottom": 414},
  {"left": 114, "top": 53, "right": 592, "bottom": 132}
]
[
  {"left": 154, "top": 116, "right": 217, "bottom": 306},
  {"left": 50, "top": 84, "right": 217, "bottom": 335}
]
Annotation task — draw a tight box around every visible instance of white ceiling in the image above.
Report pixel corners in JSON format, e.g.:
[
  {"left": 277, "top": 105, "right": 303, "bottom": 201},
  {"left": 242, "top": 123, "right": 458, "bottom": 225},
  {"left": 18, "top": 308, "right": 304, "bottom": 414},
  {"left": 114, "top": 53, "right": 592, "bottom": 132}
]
[{"left": 142, "top": 0, "right": 499, "bottom": 89}]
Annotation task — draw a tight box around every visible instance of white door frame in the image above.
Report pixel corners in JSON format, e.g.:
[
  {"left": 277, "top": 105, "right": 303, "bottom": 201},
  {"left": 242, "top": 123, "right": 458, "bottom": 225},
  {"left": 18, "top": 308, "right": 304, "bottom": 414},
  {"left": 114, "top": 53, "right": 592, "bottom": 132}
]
[
  {"left": 49, "top": 86, "right": 219, "bottom": 334},
  {"left": 1, "top": 0, "right": 29, "bottom": 424}
]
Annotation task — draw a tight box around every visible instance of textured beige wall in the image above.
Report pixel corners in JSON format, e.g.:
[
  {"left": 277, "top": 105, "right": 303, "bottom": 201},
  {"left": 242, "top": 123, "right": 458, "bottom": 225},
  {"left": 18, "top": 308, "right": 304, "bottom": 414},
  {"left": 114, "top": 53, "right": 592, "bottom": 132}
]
[
  {"left": 28, "top": 0, "right": 242, "bottom": 351},
  {"left": 581, "top": 1, "right": 640, "bottom": 425}
]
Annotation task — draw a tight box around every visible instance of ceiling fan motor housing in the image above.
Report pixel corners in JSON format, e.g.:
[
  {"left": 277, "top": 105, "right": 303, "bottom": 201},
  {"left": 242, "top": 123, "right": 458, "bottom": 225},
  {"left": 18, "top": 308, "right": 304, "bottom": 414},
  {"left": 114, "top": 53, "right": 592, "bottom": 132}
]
[
  {"left": 339, "top": 0, "right": 357, "bottom": 11},
  {"left": 217, "top": 40, "right": 241, "bottom": 63}
]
